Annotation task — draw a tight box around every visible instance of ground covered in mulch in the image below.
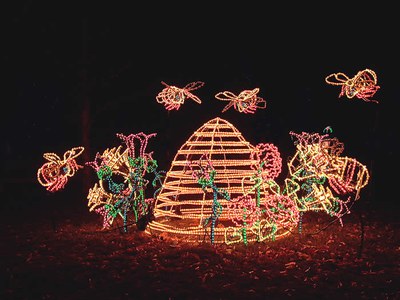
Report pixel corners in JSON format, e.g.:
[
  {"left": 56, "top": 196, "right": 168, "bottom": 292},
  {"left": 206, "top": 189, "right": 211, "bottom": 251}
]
[{"left": 1, "top": 193, "right": 399, "bottom": 300}]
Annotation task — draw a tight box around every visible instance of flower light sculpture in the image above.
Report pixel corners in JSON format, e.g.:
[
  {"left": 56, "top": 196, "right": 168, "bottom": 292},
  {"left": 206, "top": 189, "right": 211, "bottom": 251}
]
[
  {"left": 37, "top": 146, "right": 85, "bottom": 192},
  {"left": 325, "top": 68, "right": 380, "bottom": 103},
  {"left": 156, "top": 81, "right": 204, "bottom": 110},
  {"left": 186, "top": 154, "right": 230, "bottom": 244},
  {"left": 86, "top": 132, "right": 165, "bottom": 231},
  {"left": 215, "top": 88, "right": 267, "bottom": 113},
  {"left": 283, "top": 131, "right": 370, "bottom": 225}
]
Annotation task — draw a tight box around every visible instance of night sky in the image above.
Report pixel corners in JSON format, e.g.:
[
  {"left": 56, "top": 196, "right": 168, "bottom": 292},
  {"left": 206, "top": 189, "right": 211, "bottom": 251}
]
[{"left": 4, "top": 2, "right": 399, "bottom": 208}]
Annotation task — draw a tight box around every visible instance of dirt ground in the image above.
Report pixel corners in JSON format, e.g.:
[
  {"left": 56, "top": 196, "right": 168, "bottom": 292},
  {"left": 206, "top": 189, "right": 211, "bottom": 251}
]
[{"left": 1, "top": 192, "right": 399, "bottom": 300}]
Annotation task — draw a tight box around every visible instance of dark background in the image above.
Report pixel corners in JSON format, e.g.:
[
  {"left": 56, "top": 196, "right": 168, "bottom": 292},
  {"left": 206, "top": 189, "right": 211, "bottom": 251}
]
[
  {"left": 3, "top": 2, "right": 399, "bottom": 209},
  {"left": 2, "top": 3, "right": 399, "bottom": 300}
]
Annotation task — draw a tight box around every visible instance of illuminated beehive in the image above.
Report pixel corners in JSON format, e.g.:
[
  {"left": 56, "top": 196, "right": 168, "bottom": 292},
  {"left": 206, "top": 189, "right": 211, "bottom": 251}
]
[{"left": 146, "top": 117, "right": 290, "bottom": 244}]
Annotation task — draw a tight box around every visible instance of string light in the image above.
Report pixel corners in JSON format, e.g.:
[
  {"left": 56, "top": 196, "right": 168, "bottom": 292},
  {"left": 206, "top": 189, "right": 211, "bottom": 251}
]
[
  {"left": 37, "top": 146, "right": 84, "bottom": 192},
  {"left": 325, "top": 69, "right": 380, "bottom": 103},
  {"left": 215, "top": 88, "right": 267, "bottom": 113},
  {"left": 156, "top": 81, "right": 204, "bottom": 110}
]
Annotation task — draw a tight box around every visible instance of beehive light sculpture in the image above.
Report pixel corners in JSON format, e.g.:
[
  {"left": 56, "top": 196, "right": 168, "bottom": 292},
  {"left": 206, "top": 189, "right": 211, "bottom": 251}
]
[
  {"left": 146, "top": 118, "right": 370, "bottom": 245},
  {"left": 146, "top": 117, "right": 295, "bottom": 244}
]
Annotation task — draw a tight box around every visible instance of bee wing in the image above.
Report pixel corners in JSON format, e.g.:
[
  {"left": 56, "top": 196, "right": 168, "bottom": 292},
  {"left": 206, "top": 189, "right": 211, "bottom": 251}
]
[
  {"left": 356, "top": 69, "right": 378, "bottom": 85},
  {"left": 67, "top": 146, "right": 85, "bottom": 159},
  {"left": 325, "top": 73, "right": 349, "bottom": 85},
  {"left": 215, "top": 91, "right": 237, "bottom": 101},
  {"left": 238, "top": 88, "right": 260, "bottom": 99},
  {"left": 188, "top": 93, "right": 202, "bottom": 104},
  {"left": 362, "top": 69, "right": 378, "bottom": 84},
  {"left": 184, "top": 81, "right": 205, "bottom": 91},
  {"left": 43, "top": 152, "right": 61, "bottom": 162},
  {"left": 221, "top": 101, "right": 235, "bottom": 113},
  {"left": 215, "top": 91, "right": 238, "bottom": 112}
]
